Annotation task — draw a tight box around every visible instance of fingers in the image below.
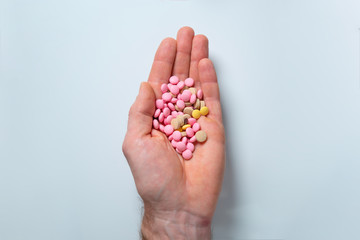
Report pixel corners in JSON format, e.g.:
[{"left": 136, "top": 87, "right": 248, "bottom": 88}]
[
  {"left": 172, "top": 26, "right": 194, "bottom": 81},
  {"left": 198, "top": 58, "right": 223, "bottom": 123},
  {"left": 189, "top": 34, "right": 209, "bottom": 88},
  {"left": 148, "top": 38, "right": 177, "bottom": 98},
  {"left": 126, "top": 82, "right": 156, "bottom": 137}
]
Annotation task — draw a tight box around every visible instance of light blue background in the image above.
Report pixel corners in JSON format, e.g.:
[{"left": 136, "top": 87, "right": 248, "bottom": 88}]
[{"left": 1, "top": 0, "right": 360, "bottom": 239}]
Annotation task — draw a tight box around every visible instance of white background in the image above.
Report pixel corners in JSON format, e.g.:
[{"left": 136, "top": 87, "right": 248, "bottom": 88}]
[{"left": 1, "top": 0, "right": 360, "bottom": 239}]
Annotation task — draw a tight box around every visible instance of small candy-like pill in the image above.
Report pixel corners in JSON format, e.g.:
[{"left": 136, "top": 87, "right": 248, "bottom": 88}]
[
  {"left": 200, "top": 100, "right": 205, "bottom": 109},
  {"left": 154, "top": 108, "right": 161, "bottom": 118},
  {"left": 171, "top": 140, "right": 177, "bottom": 148},
  {"left": 189, "top": 136, "right": 196, "bottom": 143},
  {"left": 171, "top": 98, "right": 177, "bottom": 104},
  {"left": 171, "top": 118, "right": 181, "bottom": 129},
  {"left": 197, "top": 89, "right": 203, "bottom": 99},
  {"left": 169, "top": 76, "right": 179, "bottom": 84},
  {"left": 159, "top": 112, "right": 164, "bottom": 122},
  {"left": 168, "top": 134, "right": 173, "bottom": 141},
  {"left": 162, "top": 92, "right": 172, "bottom": 102},
  {"left": 171, "top": 111, "right": 178, "bottom": 117},
  {"left": 156, "top": 99, "right": 164, "bottom": 109},
  {"left": 195, "top": 130, "right": 207, "bottom": 142},
  {"left": 176, "top": 115, "right": 184, "bottom": 126},
  {"left": 181, "top": 132, "right": 187, "bottom": 137},
  {"left": 181, "top": 90, "right": 191, "bottom": 102},
  {"left": 178, "top": 111, "right": 184, "bottom": 115},
  {"left": 183, "top": 114, "right": 191, "bottom": 119},
  {"left": 185, "top": 77, "right": 194, "bottom": 87},
  {"left": 187, "top": 118, "right": 196, "bottom": 126},
  {"left": 176, "top": 99, "right": 185, "bottom": 110},
  {"left": 186, "top": 127, "right": 194, "bottom": 137},
  {"left": 164, "top": 115, "right": 174, "bottom": 125},
  {"left": 153, "top": 119, "right": 159, "bottom": 129},
  {"left": 161, "top": 83, "right": 168, "bottom": 93},
  {"left": 163, "top": 107, "right": 170, "bottom": 117},
  {"left": 181, "top": 136, "right": 188, "bottom": 144},
  {"left": 168, "top": 102, "right": 175, "bottom": 111},
  {"left": 164, "top": 125, "right": 174, "bottom": 136},
  {"left": 182, "top": 124, "right": 191, "bottom": 130},
  {"left": 187, "top": 142, "right": 195, "bottom": 152},
  {"left": 194, "top": 99, "right": 200, "bottom": 109},
  {"left": 177, "top": 81, "right": 185, "bottom": 89},
  {"left": 192, "top": 122, "right": 200, "bottom": 132},
  {"left": 188, "top": 87, "right": 196, "bottom": 94},
  {"left": 159, "top": 124, "right": 165, "bottom": 132},
  {"left": 170, "top": 85, "right": 180, "bottom": 95},
  {"left": 192, "top": 109, "right": 201, "bottom": 119},
  {"left": 183, "top": 107, "right": 193, "bottom": 116},
  {"left": 185, "top": 102, "right": 192, "bottom": 107},
  {"left": 190, "top": 94, "right": 196, "bottom": 104},
  {"left": 200, "top": 106, "right": 209, "bottom": 116},
  {"left": 176, "top": 142, "right": 186, "bottom": 152},
  {"left": 182, "top": 149, "right": 192, "bottom": 160},
  {"left": 172, "top": 131, "right": 182, "bottom": 141}
]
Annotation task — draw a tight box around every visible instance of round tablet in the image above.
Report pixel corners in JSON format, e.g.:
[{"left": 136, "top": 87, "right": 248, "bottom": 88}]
[{"left": 195, "top": 130, "right": 207, "bottom": 143}]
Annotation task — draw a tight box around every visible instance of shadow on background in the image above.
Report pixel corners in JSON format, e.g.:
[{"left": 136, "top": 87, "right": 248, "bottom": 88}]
[{"left": 211, "top": 60, "right": 241, "bottom": 239}]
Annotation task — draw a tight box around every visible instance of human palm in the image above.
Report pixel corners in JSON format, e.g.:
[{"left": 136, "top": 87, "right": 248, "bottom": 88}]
[{"left": 123, "top": 27, "right": 225, "bottom": 237}]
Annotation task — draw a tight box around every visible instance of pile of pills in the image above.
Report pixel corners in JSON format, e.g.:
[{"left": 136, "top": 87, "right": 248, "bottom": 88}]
[{"left": 152, "top": 76, "right": 209, "bottom": 160}]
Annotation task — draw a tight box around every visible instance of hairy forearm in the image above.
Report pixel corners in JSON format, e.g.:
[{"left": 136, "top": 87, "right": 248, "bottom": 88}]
[{"left": 141, "top": 207, "right": 212, "bottom": 240}]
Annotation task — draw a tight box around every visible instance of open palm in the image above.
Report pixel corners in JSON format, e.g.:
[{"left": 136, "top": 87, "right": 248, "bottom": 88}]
[{"left": 123, "top": 27, "right": 225, "bottom": 234}]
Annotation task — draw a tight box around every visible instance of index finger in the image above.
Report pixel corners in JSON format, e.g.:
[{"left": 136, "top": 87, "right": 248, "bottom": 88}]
[{"left": 148, "top": 37, "right": 177, "bottom": 99}]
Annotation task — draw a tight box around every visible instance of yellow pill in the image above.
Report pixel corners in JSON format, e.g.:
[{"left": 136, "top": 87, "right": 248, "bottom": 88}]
[
  {"left": 192, "top": 109, "right": 201, "bottom": 119},
  {"left": 177, "top": 128, "right": 183, "bottom": 132},
  {"left": 200, "top": 106, "right": 209, "bottom": 116},
  {"left": 182, "top": 124, "right": 191, "bottom": 130}
]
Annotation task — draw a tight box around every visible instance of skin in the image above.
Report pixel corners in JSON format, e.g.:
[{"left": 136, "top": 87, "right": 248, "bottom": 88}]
[{"left": 122, "top": 26, "right": 225, "bottom": 240}]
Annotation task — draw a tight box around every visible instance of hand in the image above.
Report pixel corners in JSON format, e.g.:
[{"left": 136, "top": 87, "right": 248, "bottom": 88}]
[{"left": 122, "top": 26, "right": 225, "bottom": 240}]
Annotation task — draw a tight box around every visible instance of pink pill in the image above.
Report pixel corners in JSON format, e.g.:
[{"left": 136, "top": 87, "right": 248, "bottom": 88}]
[
  {"left": 185, "top": 77, "right": 194, "bottom": 87},
  {"left": 168, "top": 102, "right": 175, "bottom": 111},
  {"left": 162, "top": 92, "right": 172, "bottom": 102},
  {"left": 170, "top": 85, "right": 179, "bottom": 95},
  {"left": 181, "top": 90, "right": 191, "bottom": 102},
  {"left": 164, "top": 103, "right": 167, "bottom": 108},
  {"left": 168, "top": 134, "right": 173, "bottom": 141},
  {"left": 197, "top": 89, "right": 203, "bottom": 99},
  {"left": 182, "top": 149, "right": 192, "bottom": 160},
  {"left": 182, "top": 136, "right": 187, "bottom": 144},
  {"left": 161, "top": 83, "right": 168, "bottom": 93},
  {"left": 172, "top": 111, "right": 178, "bottom": 117},
  {"left": 165, "top": 115, "right": 173, "bottom": 125},
  {"left": 171, "top": 98, "right": 177, "bottom": 103},
  {"left": 164, "top": 125, "right": 174, "bottom": 136},
  {"left": 159, "top": 124, "right": 165, "bottom": 132},
  {"left": 171, "top": 140, "right": 178, "bottom": 148},
  {"left": 190, "top": 94, "right": 196, "bottom": 104},
  {"left": 177, "top": 81, "right": 185, "bottom": 89},
  {"left": 176, "top": 100, "right": 185, "bottom": 110},
  {"left": 189, "top": 136, "right": 196, "bottom": 143},
  {"left": 177, "top": 93, "right": 182, "bottom": 100},
  {"left": 156, "top": 99, "right": 164, "bottom": 109},
  {"left": 163, "top": 107, "right": 170, "bottom": 117},
  {"left": 153, "top": 119, "right": 159, "bottom": 129},
  {"left": 188, "top": 118, "right": 196, "bottom": 126},
  {"left": 172, "top": 131, "right": 182, "bottom": 141},
  {"left": 176, "top": 142, "right": 186, "bottom": 152},
  {"left": 186, "top": 127, "right": 194, "bottom": 137},
  {"left": 187, "top": 142, "right": 195, "bottom": 152},
  {"left": 192, "top": 122, "right": 200, "bottom": 132},
  {"left": 154, "top": 108, "right": 161, "bottom": 118},
  {"left": 176, "top": 148, "right": 182, "bottom": 154},
  {"left": 159, "top": 113, "right": 164, "bottom": 123},
  {"left": 178, "top": 111, "right": 184, "bottom": 115},
  {"left": 169, "top": 76, "right": 179, "bottom": 84}
]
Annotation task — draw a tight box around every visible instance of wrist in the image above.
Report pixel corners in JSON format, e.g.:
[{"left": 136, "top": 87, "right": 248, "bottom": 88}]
[{"left": 141, "top": 206, "right": 212, "bottom": 240}]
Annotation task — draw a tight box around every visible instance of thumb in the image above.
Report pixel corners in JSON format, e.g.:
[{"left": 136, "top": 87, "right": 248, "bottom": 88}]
[{"left": 126, "top": 82, "right": 155, "bottom": 137}]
